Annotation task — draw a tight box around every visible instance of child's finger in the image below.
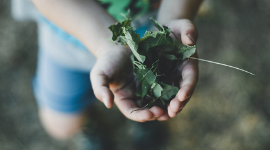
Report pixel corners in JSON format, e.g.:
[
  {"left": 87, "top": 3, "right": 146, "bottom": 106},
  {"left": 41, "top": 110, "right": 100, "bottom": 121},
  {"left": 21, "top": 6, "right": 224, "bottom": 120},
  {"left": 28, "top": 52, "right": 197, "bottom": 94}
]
[
  {"left": 115, "top": 98, "right": 165, "bottom": 122},
  {"left": 179, "top": 21, "right": 198, "bottom": 46},
  {"left": 90, "top": 69, "right": 114, "bottom": 108},
  {"left": 177, "top": 59, "right": 198, "bottom": 102},
  {"left": 157, "top": 113, "right": 170, "bottom": 121},
  {"left": 149, "top": 106, "right": 164, "bottom": 119},
  {"left": 168, "top": 98, "right": 181, "bottom": 117},
  {"left": 168, "top": 19, "right": 198, "bottom": 46},
  {"left": 114, "top": 98, "right": 155, "bottom": 122}
]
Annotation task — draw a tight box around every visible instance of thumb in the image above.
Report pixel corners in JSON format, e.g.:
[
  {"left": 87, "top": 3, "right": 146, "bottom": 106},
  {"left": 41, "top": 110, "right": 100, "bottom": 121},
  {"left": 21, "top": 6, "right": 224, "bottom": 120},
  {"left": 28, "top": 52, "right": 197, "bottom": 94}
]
[
  {"left": 179, "top": 20, "right": 198, "bottom": 46},
  {"left": 90, "top": 68, "right": 114, "bottom": 108}
]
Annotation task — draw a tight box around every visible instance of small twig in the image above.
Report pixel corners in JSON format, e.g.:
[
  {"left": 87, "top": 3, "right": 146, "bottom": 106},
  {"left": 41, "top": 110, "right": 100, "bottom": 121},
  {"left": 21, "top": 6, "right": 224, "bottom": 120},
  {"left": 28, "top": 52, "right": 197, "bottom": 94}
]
[
  {"left": 131, "top": 87, "right": 173, "bottom": 113},
  {"left": 130, "top": 99, "right": 156, "bottom": 114},
  {"left": 189, "top": 57, "right": 255, "bottom": 75},
  {"left": 151, "top": 59, "right": 160, "bottom": 72},
  {"left": 156, "top": 73, "right": 165, "bottom": 77}
]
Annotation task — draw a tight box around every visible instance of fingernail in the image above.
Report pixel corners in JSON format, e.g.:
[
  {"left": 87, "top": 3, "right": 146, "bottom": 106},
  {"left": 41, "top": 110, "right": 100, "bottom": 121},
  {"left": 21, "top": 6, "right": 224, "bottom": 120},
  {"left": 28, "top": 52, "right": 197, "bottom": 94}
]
[{"left": 187, "top": 33, "right": 196, "bottom": 45}]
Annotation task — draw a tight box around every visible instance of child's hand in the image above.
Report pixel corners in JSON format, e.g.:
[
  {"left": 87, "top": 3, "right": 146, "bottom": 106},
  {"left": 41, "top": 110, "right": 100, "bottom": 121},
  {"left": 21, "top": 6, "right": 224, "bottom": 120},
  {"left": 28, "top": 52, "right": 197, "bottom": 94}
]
[
  {"left": 158, "top": 19, "right": 199, "bottom": 120},
  {"left": 90, "top": 18, "right": 198, "bottom": 122},
  {"left": 90, "top": 43, "right": 164, "bottom": 122}
]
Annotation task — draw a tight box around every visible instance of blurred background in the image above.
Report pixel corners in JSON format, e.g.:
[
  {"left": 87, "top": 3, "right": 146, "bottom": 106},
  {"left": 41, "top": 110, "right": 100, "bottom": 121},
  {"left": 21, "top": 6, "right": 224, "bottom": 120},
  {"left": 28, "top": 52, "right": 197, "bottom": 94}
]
[{"left": 0, "top": 0, "right": 269, "bottom": 150}]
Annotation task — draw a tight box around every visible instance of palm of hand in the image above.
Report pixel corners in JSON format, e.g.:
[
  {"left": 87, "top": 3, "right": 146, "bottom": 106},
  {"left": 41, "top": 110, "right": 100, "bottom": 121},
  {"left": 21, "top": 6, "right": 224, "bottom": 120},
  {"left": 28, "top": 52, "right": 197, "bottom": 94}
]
[{"left": 91, "top": 47, "right": 164, "bottom": 122}]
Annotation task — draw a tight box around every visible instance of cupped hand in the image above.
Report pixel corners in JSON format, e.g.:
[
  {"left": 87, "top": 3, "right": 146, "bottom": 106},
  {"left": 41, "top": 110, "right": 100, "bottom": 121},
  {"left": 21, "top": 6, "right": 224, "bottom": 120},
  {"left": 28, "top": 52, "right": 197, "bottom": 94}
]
[
  {"left": 90, "top": 43, "right": 164, "bottom": 122},
  {"left": 157, "top": 19, "right": 199, "bottom": 121}
]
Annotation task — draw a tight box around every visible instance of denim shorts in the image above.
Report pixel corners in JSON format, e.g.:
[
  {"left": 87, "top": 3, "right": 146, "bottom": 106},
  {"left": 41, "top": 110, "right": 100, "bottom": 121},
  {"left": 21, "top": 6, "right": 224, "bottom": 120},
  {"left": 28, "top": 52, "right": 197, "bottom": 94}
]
[{"left": 33, "top": 16, "right": 97, "bottom": 113}]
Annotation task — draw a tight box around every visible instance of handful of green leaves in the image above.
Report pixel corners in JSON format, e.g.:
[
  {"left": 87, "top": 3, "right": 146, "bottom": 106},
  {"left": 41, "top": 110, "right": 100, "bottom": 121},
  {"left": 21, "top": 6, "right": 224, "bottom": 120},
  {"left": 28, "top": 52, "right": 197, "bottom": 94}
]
[{"left": 109, "top": 16, "right": 196, "bottom": 110}]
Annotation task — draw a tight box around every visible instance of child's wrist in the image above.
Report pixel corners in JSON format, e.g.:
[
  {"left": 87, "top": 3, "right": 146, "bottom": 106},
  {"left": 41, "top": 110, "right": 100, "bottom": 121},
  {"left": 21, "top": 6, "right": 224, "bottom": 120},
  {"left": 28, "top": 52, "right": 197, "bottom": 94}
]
[{"left": 95, "top": 41, "right": 131, "bottom": 58}]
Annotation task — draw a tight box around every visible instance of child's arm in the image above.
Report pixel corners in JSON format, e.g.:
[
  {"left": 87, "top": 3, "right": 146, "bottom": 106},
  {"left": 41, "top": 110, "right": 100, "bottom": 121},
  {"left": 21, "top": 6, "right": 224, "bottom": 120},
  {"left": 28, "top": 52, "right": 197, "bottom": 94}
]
[
  {"left": 31, "top": 0, "right": 115, "bottom": 55},
  {"left": 158, "top": 0, "right": 203, "bottom": 23},
  {"left": 31, "top": 0, "right": 164, "bottom": 122},
  {"left": 156, "top": 0, "right": 203, "bottom": 120}
]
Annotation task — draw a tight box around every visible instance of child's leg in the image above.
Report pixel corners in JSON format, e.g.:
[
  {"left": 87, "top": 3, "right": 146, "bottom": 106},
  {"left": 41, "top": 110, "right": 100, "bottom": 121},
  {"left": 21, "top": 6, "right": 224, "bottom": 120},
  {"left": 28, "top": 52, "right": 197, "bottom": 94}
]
[
  {"left": 39, "top": 106, "right": 86, "bottom": 139},
  {"left": 33, "top": 16, "right": 97, "bottom": 140},
  {"left": 33, "top": 49, "right": 96, "bottom": 139}
]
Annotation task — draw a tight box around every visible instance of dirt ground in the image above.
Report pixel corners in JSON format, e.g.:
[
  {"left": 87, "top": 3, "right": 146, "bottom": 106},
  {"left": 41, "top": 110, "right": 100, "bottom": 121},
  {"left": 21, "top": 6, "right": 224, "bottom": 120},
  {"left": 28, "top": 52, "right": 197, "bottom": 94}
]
[{"left": 0, "top": 0, "right": 270, "bottom": 150}]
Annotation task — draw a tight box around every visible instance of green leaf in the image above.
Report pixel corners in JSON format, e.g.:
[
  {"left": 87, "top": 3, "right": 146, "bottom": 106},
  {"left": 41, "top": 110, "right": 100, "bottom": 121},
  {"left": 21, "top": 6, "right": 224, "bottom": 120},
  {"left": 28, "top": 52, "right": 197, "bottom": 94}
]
[
  {"left": 160, "top": 83, "right": 179, "bottom": 101},
  {"left": 182, "top": 46, "right": 196, "bottom": 59},
  {"left": 134, "top": 67, "right": 156, "bottom": 98},
  {"left": 108, "top": 16, "right": 146, "bottom": 63},
  {"left": 135, "top": 67, "right": 156, "bottom": 84},
  {"left": 135, "top": 69, "right": 156, "bottom": 85},
  {"left": 122, "top": 28, "right": 145, "bottom": 63},
  {"left": 140, "top": 30, "right": 159, "bottom": 40},
  {"left": 135, "top": 85, "right": 143, "bottom": 97},
  {"left": 150, "top": 17, "right": 164, "bottom": 31},
  {"left": 143, "top": 70, "right": 156, "bottom": 85},
  {"left": 162, "top": 54, "right": 178, "bottom": 60},
  {"left": 177, "top": 45, "right": 196, "bottom": 60},
  {"left": 138, "top": 18, "right": 173, "bottom": 56},
  {"left": 136, "top": 79, "right": 151, "bottom": 98},
  {"left": 152, "top": 83, "right": 163, "bottom": 97},
  {"left": 149, "top": 17, "right": 170, "bottom": 34},
  {"left": 108, "top": 18, "right": 132, "bottom": 41},
  {"left": 141, "top": 80, "right": 151, "bottom": 98},
  {"left": 133, "top": 61, "right": 145, "bottom": 69},
  {"left": 139, "top": 32, "right": 171, "bottom": 55}
]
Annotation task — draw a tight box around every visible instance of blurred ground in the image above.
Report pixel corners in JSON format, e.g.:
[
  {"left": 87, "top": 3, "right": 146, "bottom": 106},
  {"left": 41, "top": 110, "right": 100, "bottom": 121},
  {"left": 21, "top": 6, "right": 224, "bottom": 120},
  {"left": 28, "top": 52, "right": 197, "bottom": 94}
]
[{"left": 0, "top": 0, "right": 270, "bottom": 150}]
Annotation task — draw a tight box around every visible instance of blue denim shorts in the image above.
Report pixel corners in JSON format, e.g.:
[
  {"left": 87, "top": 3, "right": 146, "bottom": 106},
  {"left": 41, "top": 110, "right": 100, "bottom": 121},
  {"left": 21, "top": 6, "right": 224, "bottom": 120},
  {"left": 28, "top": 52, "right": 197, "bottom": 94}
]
[
  {"left": 33, "top": 16, "right": 97, "bottom": 113},
  {"left": 32, "top": 49, "right": 96, "bottom": 113}
]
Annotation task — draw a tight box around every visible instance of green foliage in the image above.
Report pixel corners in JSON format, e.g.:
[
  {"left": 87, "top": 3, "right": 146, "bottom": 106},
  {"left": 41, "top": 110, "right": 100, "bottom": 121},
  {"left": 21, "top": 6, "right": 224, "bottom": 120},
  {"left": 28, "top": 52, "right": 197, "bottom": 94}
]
[
  {"left": 109, "top": 17, "right": 196, "bottom": 109},
  {"left": 108, "top": 17, "right": 132, "bottom": 40},
  {"left": 160, "top": 83, "right": 179, "bottom": 101}
]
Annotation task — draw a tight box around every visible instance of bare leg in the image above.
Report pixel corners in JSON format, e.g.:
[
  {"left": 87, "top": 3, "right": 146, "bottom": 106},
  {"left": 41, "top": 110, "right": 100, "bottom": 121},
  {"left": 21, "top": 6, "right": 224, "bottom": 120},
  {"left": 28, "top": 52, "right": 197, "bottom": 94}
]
[{"left": 39, "top": 106, "right": 87, "bottom": 140}]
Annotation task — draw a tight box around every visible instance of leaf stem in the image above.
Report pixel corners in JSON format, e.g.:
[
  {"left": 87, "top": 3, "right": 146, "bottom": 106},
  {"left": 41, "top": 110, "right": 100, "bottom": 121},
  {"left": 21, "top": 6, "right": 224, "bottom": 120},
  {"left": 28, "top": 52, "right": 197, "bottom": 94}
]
[
  {"left": 130, "top": 87, "right": 174, "bottom": 113},
  {"left": 189, "top": 57, "right": 255, "bottom": 75},
  {"left": 134, "top": 61, "right": 146, "bottom": 69}
]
